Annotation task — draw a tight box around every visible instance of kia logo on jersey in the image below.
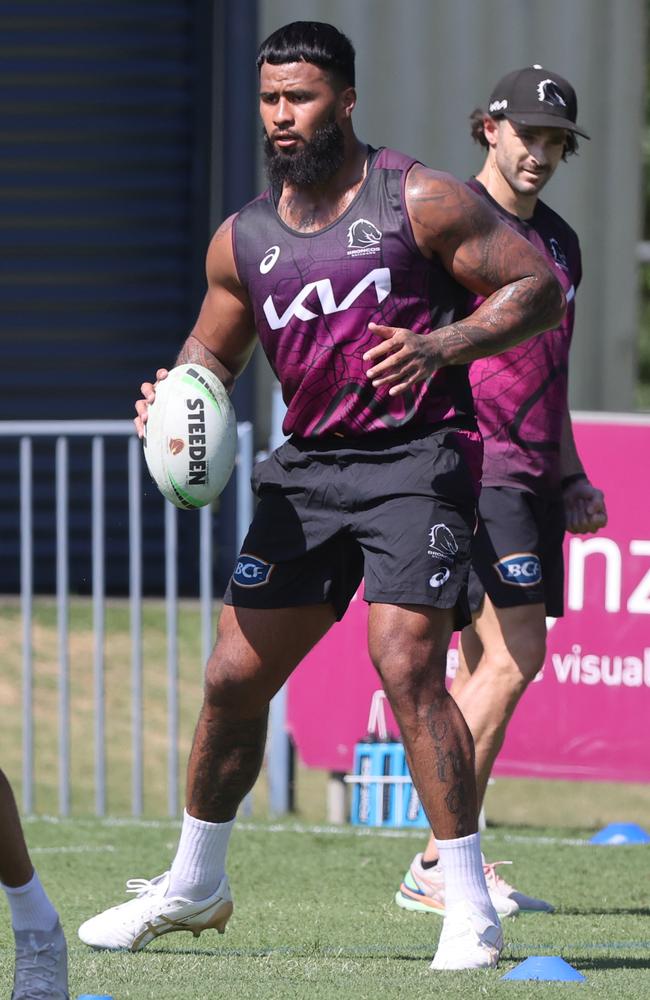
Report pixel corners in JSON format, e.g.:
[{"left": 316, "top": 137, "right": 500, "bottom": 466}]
[{"left": 262, "top": 268, "right": 391, "bottom": 330}]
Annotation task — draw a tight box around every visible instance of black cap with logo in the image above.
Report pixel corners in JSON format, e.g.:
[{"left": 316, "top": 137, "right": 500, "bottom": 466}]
[{"left": 487, "top": 65, "right": 590, "bottom": 139}]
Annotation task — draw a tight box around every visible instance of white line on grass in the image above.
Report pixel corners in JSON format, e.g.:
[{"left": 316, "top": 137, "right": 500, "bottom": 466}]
[
  {"left": 24, "top": 816, "right": 591, "bottom": 846},
  {"left": 495, "top": 832, "right": 590, "bottom": 847},
  {"left": 30, "top": 845, "right": 116, "bottom": 855}
]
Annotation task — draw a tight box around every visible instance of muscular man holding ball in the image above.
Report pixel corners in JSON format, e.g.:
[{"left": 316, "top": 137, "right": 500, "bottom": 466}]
[{"left": 78, "top": 23, "right": 565, "bottom": 972}]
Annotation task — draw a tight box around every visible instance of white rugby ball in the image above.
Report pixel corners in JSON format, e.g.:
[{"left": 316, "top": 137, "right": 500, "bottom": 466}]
[{"left": 143, "top": 363, "right": 237, "bottom": 509}]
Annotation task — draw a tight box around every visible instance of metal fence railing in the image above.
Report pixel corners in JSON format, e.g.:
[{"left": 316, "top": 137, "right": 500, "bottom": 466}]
[{"left": 0, "top": 419, "right": 254, "bottom": 817}]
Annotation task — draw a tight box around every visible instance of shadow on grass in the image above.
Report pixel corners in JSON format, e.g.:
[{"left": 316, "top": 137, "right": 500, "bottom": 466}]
[
  {"left": 559, "top": 906, "right": 650, "bottom": 916},
  {"left": 572, "top": 956, "right": 650, "bottom": 971}
]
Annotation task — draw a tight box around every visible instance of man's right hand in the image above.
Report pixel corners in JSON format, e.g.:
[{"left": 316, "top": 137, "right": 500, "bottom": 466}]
[
  {"left": 563, "top": 479, "right": 608, "bottom": 534},
  {"left": 134, "top": 368, "right": 169, "bottom": 438}
]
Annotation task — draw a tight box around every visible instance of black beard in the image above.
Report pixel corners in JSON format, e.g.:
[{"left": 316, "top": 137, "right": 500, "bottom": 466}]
[{"left": 263, "top": 121, "right": 346, "bottom": 188}]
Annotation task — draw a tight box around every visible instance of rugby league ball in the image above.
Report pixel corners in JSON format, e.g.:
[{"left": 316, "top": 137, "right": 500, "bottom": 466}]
[{"left": 143, "top": 363, "right": 237, "bottom": 510}]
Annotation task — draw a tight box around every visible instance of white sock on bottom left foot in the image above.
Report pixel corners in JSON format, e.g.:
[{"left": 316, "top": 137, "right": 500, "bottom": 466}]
[
  {"left": 3, "top": 871, "right": 59, "bottom": 932},
  {"left": 167, "top": 809, "right": 235, "bottom": 901}
]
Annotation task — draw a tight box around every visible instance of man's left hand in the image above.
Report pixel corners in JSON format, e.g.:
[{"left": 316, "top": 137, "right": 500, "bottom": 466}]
[
  {"left": 363, "top": 323, "right": 442, "bottom": 395},
  {"left": 564, "top": 480, "right": 608, "bottom": 534}
]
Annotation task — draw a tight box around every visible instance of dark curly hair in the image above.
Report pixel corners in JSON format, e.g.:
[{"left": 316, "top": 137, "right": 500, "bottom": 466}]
[{"left": 469, "top": 107, "right": 578, "bottom": 160}]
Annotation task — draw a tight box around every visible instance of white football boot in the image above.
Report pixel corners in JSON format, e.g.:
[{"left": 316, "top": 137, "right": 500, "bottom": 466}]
[
  {"left": 78, "top": 871, "right": 233, "bottom": 951},
  {"left": 430, "top": 902, "right": 503, "bottom": 971}
]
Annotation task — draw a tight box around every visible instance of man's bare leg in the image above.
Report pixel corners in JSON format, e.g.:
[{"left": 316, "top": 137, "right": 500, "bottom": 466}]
[
  {"left": 369, "top": 602, "right": 502, "bottom": 969},
  {"left": 420, "top": 599, "right": 546, "bottom": 862},
  {"left": 78, "top": 603, "right": 337, "bottom": 951},
  {"left": 0, "top": 770, "right": 33, "bottom": 889},
  {"left": 368, "top": 603, "right": 477, "bottom": 839},
  {"left": 398, "top": 599, "right": 553, "bottom": 914},
  {"left": 1, "top": 769, "right": 69, "bottom": 999}
]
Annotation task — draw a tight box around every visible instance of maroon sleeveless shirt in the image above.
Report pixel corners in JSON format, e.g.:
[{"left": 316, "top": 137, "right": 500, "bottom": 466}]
[{"left": 233, "top": 146, "right": 475, "bottom": 439}]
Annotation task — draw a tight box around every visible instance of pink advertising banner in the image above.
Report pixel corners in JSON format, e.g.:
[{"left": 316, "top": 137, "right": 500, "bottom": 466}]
[{"left": 286, "top": 415, "right": 650, "bottom": 783}]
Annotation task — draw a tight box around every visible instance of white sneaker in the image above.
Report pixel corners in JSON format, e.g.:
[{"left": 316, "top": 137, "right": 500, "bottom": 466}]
[
  {"left": 396, "top": 853, "right": 519, "bottom": 917},
  {"left": 12, "top": 920, "right": 69, "bottom": 999},
  {"left": 78, "top": 871, "right": 233, "bottom": 952},
  {"left": 483, "top": 859, "right": 554, "bottom": 913},
  {"left": 430, "top": 902, "right": 503, "bottom": 971}
]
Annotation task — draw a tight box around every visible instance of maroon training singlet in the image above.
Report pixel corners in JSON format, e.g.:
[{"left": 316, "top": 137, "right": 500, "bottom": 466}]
[
  {"left": 232, "top": 147, "right": 475, "bottom": 439},
  {"left": 466, "top": 178, "right": 581, "bottom": 493}
]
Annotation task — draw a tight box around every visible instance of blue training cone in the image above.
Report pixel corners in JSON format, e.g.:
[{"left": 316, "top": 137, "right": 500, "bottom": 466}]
[
  {"left": 501, "top": 956, "right": 586, "bottom": 982},
  {"left": 590, "top": 822, "right": 650, "bottom": 845},
  {"left": 77, "top": 995, "right": 114, "bottom": 999}
]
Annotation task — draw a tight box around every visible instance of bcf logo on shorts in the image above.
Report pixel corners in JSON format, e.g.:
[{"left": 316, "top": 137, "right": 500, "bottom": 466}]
[
  {"left": 233, "top": 554, "right": 274, "bottom": 587},
  {"left": 494, "top": 552, "right": 542, "bottom": 586}
]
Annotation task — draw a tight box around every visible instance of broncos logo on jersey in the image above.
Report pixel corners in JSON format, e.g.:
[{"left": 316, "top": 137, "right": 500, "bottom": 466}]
[{"left": 347, "top": 219, "right": 382, "bottom": 253}]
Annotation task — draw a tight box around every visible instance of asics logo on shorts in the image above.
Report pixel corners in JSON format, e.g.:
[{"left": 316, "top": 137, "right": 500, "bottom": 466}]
[
  {"left": 494, "top": 553, "right": 542, "bottom": 586},
  {"left": 428, "top": 567, "right": 451, "bottom": 589},
  {"left": 233, "top": 554, "right": 274, "bottom": 587}
]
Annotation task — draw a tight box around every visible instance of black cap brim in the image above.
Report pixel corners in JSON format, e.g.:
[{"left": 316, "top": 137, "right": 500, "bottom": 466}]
[{"left": 505, "top": 111, "right": 590, "bottom": 140}]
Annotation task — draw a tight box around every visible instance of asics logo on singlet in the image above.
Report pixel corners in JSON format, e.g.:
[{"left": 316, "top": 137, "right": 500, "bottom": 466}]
[
  {"left": 346, "top": 219, "right": 382, "bottom": 256},
  {"left": 537, "top": 80, "right": 567, "bottom": 108},
  {"left": 260, "top": 245, "right": 281, "bottom": 274},
  {"left": 263, "top": 268, "right": 391, "bottom": 330},
  {"left": 494, "top": 552, "right": 542, "bottom": 586}
]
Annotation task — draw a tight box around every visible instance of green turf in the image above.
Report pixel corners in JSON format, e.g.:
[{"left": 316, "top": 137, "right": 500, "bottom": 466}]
[
  {"left": 1, "top": 817, "right": 649, "bottom": 999},
  {"left": 3, "top": 598, "right": 650, "bottom": 995},
  {"left": 3, "top": 597, "right": 650, "bottom": 829}
]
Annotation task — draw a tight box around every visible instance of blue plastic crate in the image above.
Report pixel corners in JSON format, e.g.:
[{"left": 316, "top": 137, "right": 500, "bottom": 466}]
[{"left": 350, "top": 741, "right": 405, "bottom": 826}]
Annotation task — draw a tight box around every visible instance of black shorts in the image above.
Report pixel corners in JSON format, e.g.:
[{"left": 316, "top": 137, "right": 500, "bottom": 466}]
[
  {"left": 467, "top": 486, "right": 566, "bottom": 617},
  {"left": 223, "top": 426, "right": 479, "bottom": 629}
]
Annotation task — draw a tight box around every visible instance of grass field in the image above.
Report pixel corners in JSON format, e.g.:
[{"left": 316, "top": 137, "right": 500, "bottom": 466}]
[
  {"left": 3, "top": 597, "right": 650, "bottom": 828},
  {"left": 2, "top": 598, "right": 650, "bottom": 996},
  {"left": 1, "top": 817, "right": 649, "bottom": 999}
]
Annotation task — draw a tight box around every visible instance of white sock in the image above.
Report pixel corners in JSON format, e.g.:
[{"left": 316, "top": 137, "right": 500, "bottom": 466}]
[
  {"left": 435, "top": 832, "right": 495, "bottom": 919},
  {"left": 167, "top": 810, "right": 235, "bottom": 901},
  {"left": 3, "top": 871, "right": 59, "bottom": 932}
]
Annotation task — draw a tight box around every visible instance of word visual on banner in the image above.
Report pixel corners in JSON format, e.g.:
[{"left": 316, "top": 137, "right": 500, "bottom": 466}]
[{"left": 286, "top": 416, "right": 650, "bottom": 783}]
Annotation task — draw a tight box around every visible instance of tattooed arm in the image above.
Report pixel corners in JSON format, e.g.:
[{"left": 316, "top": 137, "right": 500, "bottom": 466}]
[
  {"left": 364, "top": 165, "right": 566, "bottom": 395},
  {"left": 134, "top": 215, "right": 257, "bottom": 435}
]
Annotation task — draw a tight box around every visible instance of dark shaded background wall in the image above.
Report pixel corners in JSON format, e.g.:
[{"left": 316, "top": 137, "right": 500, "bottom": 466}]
[{"left": 0, "top": 1, "right": 258, "bottom": 594}]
